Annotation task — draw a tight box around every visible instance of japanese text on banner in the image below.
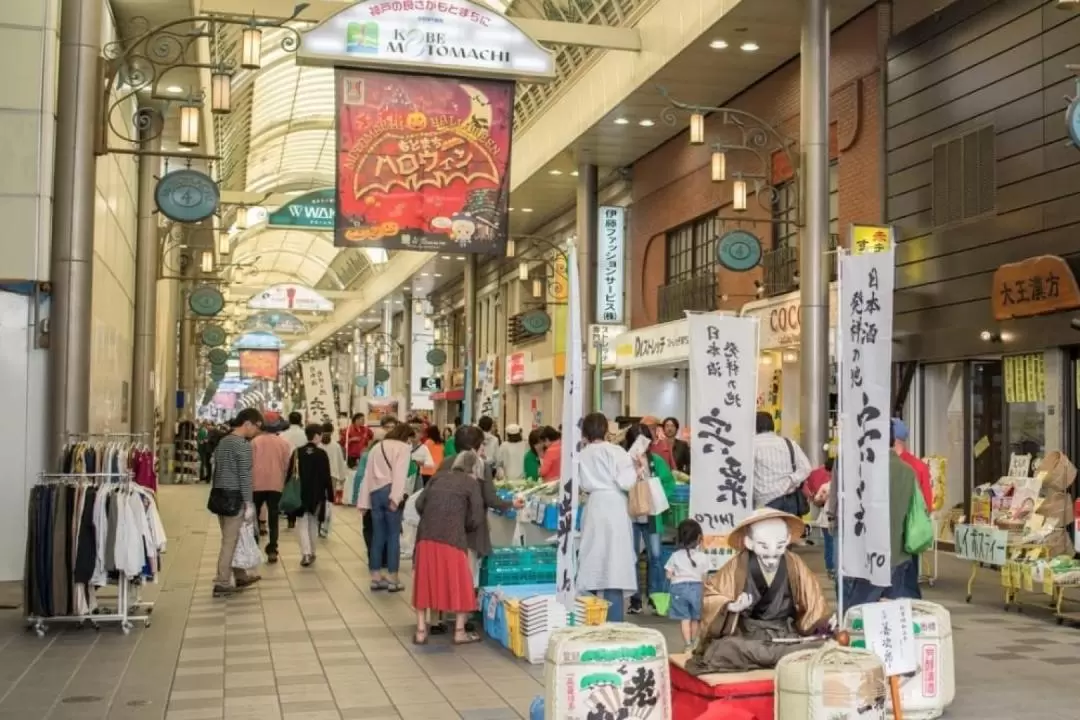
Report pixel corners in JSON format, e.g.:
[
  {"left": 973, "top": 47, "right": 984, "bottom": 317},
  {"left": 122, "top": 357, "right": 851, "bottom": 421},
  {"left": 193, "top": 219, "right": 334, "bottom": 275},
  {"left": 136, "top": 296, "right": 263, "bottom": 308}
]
[
  {"left": 556, "top": 243, "right": 584, "bottom": 610},
  {"left": 302, "top": 358, "right": 337, "bottom": 425},
  {"left": 953, "top": 524, "right": 1008, "bottom": 566},
  {"left": 862, "top": 599, "right": 917, "bottom": 677},
  {"left": 596, "top": 206, "right": 625, "bottom": 324},
  {"left": 839, "top": 247, "right": 895, "bottom": 586},
  {"left": 688, "top": 314, "right": 758, "bottom": 542}
]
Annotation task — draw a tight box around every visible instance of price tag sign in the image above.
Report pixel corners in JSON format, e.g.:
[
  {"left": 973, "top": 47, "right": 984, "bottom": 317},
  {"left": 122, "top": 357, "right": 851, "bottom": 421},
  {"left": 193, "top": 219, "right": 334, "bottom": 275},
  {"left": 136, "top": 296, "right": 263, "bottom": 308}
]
[
  {"left": 862, "top": 599, "right": 917, "bottom": 677},
  {"left": 954, "top": 524, "right": 1008, "bottom": 567},
  {"left": 1000, "top": 564, "right": 1013, "bottom": 588}
]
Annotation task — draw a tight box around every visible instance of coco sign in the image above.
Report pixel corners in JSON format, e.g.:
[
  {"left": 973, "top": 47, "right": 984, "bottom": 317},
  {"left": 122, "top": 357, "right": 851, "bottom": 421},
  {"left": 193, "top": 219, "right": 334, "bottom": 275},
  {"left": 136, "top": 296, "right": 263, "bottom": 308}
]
[{"left": 766, "top": 300, "right": 801, "bottom": 347}]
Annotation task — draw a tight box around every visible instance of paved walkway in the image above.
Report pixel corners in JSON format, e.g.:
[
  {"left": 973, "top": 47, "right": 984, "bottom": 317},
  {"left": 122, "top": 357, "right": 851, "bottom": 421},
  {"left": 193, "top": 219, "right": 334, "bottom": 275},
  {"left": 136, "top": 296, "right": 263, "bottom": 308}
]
[{"left": 0, "top": 485, "right": 1075, "bottom": 719}]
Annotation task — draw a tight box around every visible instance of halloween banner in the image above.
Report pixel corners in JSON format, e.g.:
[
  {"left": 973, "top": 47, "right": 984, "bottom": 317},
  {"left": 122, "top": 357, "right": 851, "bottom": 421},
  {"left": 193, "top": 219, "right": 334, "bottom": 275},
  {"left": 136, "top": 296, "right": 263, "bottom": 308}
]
[
  {"left": 238, "top": 350, "right": 280, "bottom": 381},
  {"left": 335, "top": 68, "right": 513, "bottom": 254}
]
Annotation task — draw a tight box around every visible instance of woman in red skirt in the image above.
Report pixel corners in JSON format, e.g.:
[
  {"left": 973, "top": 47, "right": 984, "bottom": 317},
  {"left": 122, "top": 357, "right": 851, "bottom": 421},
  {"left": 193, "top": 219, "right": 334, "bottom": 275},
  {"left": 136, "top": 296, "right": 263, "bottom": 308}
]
[{"left": 412, "top": 450, "right": 486, "bottom": 644}]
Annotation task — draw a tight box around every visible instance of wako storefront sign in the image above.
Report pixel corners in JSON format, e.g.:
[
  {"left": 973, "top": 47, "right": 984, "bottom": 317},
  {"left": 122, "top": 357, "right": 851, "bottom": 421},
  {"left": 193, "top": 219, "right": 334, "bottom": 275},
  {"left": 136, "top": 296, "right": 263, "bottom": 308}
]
[
  {"left": 614, "top": 319, "right": 692, "bottom": 369},
  {"left": 268, "top": 189, "right": 335, "bottom": 229},
  {"left": 297, "top": 0, "right": 556, "bottom": 81}
]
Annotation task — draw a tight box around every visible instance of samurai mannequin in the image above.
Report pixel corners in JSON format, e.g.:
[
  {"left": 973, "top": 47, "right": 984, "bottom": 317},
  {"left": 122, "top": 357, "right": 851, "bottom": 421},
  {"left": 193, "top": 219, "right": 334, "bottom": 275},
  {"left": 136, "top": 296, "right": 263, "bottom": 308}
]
[{"left": 686, "top": 509, "right": 830, "bottom": 675}]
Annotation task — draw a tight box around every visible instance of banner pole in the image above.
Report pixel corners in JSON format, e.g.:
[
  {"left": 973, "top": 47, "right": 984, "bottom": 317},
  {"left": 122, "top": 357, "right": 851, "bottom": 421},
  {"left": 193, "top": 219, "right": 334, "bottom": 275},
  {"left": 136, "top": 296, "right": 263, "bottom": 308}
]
[{"left": 835, "top": 246, "right": 846, "bottom": 623}]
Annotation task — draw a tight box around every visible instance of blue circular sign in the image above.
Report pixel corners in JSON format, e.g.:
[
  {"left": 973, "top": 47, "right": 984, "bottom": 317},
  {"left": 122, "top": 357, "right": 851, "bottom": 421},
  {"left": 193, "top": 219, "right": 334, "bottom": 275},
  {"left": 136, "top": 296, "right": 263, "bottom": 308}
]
[
  {"left": 1066, "top": 97, "right": 1080, "bottom": 148},
  {"left": 155, "top": 169, "right": 220, "bottom": 223},
  {"left": 355, "top": 375, "right": 368, "bottom": 388},
  {"left": 716, "top": 230, "right": 762, "bottom": 272}
]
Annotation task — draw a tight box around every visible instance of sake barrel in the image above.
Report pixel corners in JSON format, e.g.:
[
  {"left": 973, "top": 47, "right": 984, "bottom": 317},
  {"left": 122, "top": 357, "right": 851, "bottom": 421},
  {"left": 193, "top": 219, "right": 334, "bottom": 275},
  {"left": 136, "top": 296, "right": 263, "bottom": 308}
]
[
  {"left": 544, "top": 623, "right": 671, "bottom": 720},
  {"left": 776, "top": 643, "right": 888, "bottom": 720},
  {"left": 844, "top": 600, "right": 956, "bottom": 719}
]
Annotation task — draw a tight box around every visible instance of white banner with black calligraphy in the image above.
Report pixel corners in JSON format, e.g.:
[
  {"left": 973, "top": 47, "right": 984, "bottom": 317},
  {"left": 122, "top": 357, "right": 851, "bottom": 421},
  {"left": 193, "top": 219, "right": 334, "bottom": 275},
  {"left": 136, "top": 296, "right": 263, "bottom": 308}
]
[
  {"left": 301, "top": 358, "right": 337, "bottom": 426},
  {"left": 688, "top": 314, "right": 758, "bottom": 541},
  {"left": 557, "top": 243, "right": 584, "bottom": 610},
  {"left": 478, "top": 354, "right": 497, "bottom": 420},
  {"left": 838, "top": 247, "right": 895, "bottom": 587}
]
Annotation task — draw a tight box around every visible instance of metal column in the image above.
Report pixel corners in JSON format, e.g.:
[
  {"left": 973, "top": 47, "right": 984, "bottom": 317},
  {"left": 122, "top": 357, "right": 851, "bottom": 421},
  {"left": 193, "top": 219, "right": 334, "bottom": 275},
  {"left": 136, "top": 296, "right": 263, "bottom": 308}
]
[
  {"left": 131, "top": 120, "right": 159, "bottom": 438},
  {"left": 179, "top": 286, "right": 196, "bottom": 418},
  {"left": 798, "top": 0, "right": 831, "bottom": 466},
  {"left": 158, "top": 229, "right": 182, "bottom": 480},
  {"left": 463, "top": 256, "right": 478, "bottom": 425},
  {"left": 402, "top": 292, "right": 413, "bottom": 417},
  {"left": 47, "top": 0, "right": 102, "bottom": 462},
  {"left": 382, "top": 301, "right": 394, "bottom": 399},
  {"left": 575, "top": 163, "right": 599, "bottom": 413}
]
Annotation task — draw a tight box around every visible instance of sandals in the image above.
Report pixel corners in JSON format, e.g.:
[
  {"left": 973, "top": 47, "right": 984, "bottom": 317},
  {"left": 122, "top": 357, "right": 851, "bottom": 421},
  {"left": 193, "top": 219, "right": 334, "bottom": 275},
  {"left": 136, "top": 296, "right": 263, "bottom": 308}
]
[
  {"left": 386, "top": 582, "right": 404, "bottom": 593},
  {"left": 454, "top": 631, "right": 482, "bottom": 645},
  {"left": 413, "top": 629, "right": 429, "bottom": 645},
  {"left": 370, "top": 579, "right": 388, "bottom": 591}
]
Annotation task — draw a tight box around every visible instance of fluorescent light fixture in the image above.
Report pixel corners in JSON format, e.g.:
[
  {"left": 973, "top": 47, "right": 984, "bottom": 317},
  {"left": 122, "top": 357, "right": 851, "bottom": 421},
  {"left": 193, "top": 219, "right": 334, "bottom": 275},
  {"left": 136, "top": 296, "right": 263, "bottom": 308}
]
[
  {"left": 518, "top": 262, "right": 529, "bottom": 281},
  {"left": 709, "top": 39, "right": 729, "bottom": 50},
  {"left": 690, "top": 113, "right": 705, "bottom": 145},
  {"left": 200, "top": 251, "right": 214, "bottom": 273},
  {"left": 456, "top": 256, "right": 466, "bottom": 260},
  {"left": 614, "top": 117, "right": 629, "bottom": 125},
  {"left": 165, "top": 85, "right": 184, "bottom": 94},
  {"left": 639, "top": 119, "right": 655, "bottom": 127},
  {"left": 571, "top": 170, "right": 579, "bottom": 177},
  {"left": 740, "top": 42, "right": 759, "bottom": 52},
  {"left": 521, "top": 208, "right": 533, "bottom": 213}
]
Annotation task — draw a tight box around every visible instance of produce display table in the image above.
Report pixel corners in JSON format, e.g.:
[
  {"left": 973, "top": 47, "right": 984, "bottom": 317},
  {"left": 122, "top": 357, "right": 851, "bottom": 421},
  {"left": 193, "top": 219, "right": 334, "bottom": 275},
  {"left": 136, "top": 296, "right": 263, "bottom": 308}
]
[
  {"left": 487, "top": 512, "right": 556, "bottom": 548},
  {"left": 669, "top": 653, "right": 774, "bottom": 720}
]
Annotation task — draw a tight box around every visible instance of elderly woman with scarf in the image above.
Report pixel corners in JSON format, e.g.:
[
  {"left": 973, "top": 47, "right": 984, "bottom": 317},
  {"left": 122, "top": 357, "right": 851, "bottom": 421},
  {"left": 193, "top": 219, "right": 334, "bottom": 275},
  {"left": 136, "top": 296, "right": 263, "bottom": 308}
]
[{"left": 412, "top": 451, "right": 486, "bottom": 645}]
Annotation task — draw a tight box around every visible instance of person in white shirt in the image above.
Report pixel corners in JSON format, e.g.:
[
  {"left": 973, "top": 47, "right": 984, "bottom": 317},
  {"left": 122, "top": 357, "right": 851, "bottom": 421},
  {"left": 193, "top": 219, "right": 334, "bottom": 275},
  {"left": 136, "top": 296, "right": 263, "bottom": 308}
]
[
  {"left": 752, "top": 411, "right": 812, "bottom": 511},
  {"left": 281, "top": 411, "right": 307, "bottom": 450},
  {"left": 318, "top": 423, "right": 348, "bottom": 537},
  {"left": 494, "top": 424, "right": 528, "bottom": 480},
  {"left": 478, "top": 416, "right": 500, "bottom": 466},
  {"left": 665, "top": 519, "right": 710, "bottom": 653}
]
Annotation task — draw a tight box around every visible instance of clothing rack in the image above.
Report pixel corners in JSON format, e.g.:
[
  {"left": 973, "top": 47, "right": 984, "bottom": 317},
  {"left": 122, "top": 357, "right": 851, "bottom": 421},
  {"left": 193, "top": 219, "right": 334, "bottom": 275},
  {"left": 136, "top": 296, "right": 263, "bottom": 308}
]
[{"left": 25, "top": 471, "right": 163, "bottom": 636}]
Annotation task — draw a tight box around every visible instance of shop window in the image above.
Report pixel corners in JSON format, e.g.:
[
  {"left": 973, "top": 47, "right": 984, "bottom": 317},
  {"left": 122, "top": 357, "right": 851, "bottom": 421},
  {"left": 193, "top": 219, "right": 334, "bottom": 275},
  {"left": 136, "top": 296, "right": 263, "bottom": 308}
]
[
  {"left": 931, "top": 124, "right": 995, "bottom": 228},
  {"left": 772, "top": 161, "right": 838, "bottom": 248},
  {"left": 664, "top": 213, "right": 719, "bottom": 285}
]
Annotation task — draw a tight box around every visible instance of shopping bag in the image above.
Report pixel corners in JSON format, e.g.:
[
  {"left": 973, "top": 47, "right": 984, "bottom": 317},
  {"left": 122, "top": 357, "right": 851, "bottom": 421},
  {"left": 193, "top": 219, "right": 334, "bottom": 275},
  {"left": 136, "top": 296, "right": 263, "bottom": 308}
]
[
  {"left": 904, "top": 487, "right": 933, "bottom": 555},
  {"left": 232, "top": 521, "right": 263, "bottom": 569},
  {"left": 646, "top": 476, "right": 670, "bottom": 515},
  {"left": 280, "top": 454, "right": 302, "bottom": 514},
  {"left": 402, "top": 490, "right": 422, "bottom": 527},
  {"left": 628, "top": 478, "right": 653, "bottom": 517}
]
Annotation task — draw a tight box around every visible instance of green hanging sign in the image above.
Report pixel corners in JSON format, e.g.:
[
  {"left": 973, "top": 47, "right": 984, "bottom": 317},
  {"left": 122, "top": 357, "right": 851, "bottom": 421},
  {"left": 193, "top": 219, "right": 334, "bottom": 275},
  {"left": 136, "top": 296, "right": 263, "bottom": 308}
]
[{"left": 267, "top": 189, "right": 335, "bottom": 229}]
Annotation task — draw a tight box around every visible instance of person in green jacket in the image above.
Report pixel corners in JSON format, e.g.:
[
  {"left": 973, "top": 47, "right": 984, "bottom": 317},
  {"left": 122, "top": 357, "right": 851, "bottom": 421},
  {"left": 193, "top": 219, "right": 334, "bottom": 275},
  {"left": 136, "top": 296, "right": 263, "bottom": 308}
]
[
  {"left": 623, "top": 423, "right": 676, "bottom": 615},
  {"left": 523, "top": 428, "right": 544, "bottom": 481}
]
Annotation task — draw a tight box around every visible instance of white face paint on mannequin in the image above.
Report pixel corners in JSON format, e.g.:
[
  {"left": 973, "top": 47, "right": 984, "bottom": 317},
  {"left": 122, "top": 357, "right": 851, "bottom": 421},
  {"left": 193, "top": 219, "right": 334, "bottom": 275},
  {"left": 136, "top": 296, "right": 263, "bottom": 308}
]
[{"left": 743, "top": 518, "right": 791, "bottom": 574}]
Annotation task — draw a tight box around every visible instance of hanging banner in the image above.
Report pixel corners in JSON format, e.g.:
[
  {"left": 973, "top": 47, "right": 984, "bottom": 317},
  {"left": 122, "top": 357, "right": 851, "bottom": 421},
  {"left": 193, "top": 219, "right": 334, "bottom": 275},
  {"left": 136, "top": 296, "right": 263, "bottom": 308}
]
[
  {"left": 838, "top": 247, "right": 896, "bottom": 587},
  {"left": 301, "top": 358, "right": 337, "bottom": 425},
  {"left": 239, "top": 350, "right": 280, "bottom": 380},
  {"left": 335, "top": 69, "right": 513, "bottom": 254},
  {"left": 477, "top": 353, "right": 497, "bottom": 419},
  {"left": 596, "top": 206, "right": 626, "bottom": 324},
  {"left": 267, "top": 188, "right": 335, "bottom": 229},
  {"left": 556, "top": 243, "right": 584, "bottom": 611},
  {"left": 687, "top": 314, "right": 759, "bottom": 543},
  {"left": 248, "top": 284, "right": 334, "bottom": 312}
]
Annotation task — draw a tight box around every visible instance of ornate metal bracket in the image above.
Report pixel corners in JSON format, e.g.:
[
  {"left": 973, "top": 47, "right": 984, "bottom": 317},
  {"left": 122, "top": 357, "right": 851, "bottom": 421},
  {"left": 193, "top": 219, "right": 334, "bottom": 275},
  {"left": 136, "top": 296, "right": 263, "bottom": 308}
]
[
  {"left": 658, "top": 86, "right": 801, "bottom": 220},
  {"left": 99, "top": 5, "right": 309, "bottom": 158}
]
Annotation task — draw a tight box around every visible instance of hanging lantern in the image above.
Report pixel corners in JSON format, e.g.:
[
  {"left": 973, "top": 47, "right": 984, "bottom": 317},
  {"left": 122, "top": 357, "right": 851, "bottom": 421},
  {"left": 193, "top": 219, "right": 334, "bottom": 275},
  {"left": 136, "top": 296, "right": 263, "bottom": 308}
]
[
  {"left": 241, "top": 26, "right": 263, "bottom": 69},
  {"left": 179, "top": 103, "right": 200, "bottom": 147},
  {"left": 532, "top": 278, "right": 543, "bottom": 299},
  {"left": 518, "top": 261, "right": 529, "bottom": 281},
  {"left": 200, "top": 251, "right": 214, "bottom": 273},
  {"left": 689, "top": 112, "right": 705, "bottom": 145},
  {"left": 210, "top": 68, "right": 232, "bottom": 114},
  {"left": 733, "top": 179, "right": 748, "bottom": 212},
  {"left": 505, "top": 238, "right": 516, "bottom": 258},
  {"left": 217, "top": 232, "right": 230, "bottom": 256},
  {"left": 710, "top": 151, "right": 726, "bottom": 183}
]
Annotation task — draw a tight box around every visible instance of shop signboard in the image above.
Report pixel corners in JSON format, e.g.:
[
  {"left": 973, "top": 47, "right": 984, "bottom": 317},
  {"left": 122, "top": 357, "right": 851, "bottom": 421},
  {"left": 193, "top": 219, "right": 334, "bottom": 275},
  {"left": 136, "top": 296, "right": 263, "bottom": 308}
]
[
  {"left": 953, "top": 523, "right": 1007, "bottom": 567},
  {"left": 613, "top": 319, "right": 691, "bottom": 369},
  {"left": 301, "top": 358, "right": 337, "bottom": 425},
  {"left": 477, "top": 354, "right": 498, "bottom": 419},
  {"left": 587, "top": 324, "right": 624, "bottom": 366},
  {"left": 248, "top": 284, "right": 334, "bottom": 313},
  {"left": 991, "top": 255, "right": 1080, "bottom": 321},
  {"left": 238, "top": 349, "right": 280, "bottom": 380},
  {"left": 596, "top": 206, "right": 625, "bottom": 324},
  {"left": 506, "top": 352, "right": 527, "bottom": 384},
  {"left": 850, "top": 223, "right": 894, "bottom": 255},
  {"left": 267, "top": 188, "right": 335, "bottom": 229},
  {"left": 334, "top": 69, "right": 513, "bottom": 255},
  {"left": 838, "top": 246, "right": 895, "bottom": 588},
  {"left": 687, "top": 314, "right": 759, "bottom": 543},
  {"left": 297, "top": 0, "right": 556, "bottom": 82},
  {"left": 861, "top": 599, "right": 917, "bottom": 677},
  {"left": 419, "top": 376, "right": 442, "bottom": 392},
  {"left": 741, "top": 284, "right": 840, "bottom": 350}
]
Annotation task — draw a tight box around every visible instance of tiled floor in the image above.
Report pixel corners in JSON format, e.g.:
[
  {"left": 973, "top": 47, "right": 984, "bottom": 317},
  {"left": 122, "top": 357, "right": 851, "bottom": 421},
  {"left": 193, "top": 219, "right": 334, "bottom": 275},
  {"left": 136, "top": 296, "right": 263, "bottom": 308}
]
[{"left": 0, "top": 485, "right": 1077, "bottom": 719}]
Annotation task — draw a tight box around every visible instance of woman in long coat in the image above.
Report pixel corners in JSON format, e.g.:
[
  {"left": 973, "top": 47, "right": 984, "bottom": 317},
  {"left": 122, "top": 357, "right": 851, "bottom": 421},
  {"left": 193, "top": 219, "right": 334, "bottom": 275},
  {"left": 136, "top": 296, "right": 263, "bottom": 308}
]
[{"left": 575, "top": 412, "right": 639, "bottom": 622}]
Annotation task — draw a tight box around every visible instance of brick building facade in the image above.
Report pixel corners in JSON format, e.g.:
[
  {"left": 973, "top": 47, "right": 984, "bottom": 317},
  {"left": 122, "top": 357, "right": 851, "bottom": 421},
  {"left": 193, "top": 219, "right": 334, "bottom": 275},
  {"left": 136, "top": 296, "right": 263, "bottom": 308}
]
[{"left": 628, "top": 6, "right": 886, "bottom": 329}]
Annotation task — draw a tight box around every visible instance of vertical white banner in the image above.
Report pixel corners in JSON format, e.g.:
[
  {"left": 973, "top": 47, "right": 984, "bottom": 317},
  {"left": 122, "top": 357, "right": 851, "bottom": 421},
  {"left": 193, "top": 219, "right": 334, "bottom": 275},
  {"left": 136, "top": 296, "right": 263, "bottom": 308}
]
[
  {"left": 839, "top": 247, "right": 895, "bottom": 586},
  {"left": 477, "top": 353, "right": 497, "bottom": 419},
  {"left": 687, "top": 314, "right": 758, "bottom": 542},
  {"left": 301, "top": 358, "right": 337, "bottom": 426},
  {"left": 556, "top": 244, "right": 584, "bottom": 610}
]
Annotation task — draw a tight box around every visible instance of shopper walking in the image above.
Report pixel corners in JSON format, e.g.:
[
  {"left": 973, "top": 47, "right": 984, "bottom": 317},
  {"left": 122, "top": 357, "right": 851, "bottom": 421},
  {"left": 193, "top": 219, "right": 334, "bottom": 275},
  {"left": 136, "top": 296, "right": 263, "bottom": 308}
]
[
  {"left": 665, "top": 519, "right": 709, "bottom": 653},
  {"left": 251, "top": 419, "right": 292, "bottom": 564},
  {"left": 420, "top": 425, "right": 445, "bottom": 488},
  {"left": 576, "top": 412, "right": 639, "bottom": 621},
  {"left": 358, "top": 422, "right": 416, "bottom": 592},
  {"left": 752, "top": 411, "right": 812, "bottom": 511},
  {"left": 209, "top": 408, "right": 263, "bottom": 598},
  {"left": 341, "top": 412, "right": 373, "bottom": 469},
  {"left": 292, "top": 425, "right": 335, "bottom": 567},
  {"left": 495, "top": 424, "right": 528, "bottom": 480},
  {"left": 622, "top": 423, "right": 676, "bottom": 615}
]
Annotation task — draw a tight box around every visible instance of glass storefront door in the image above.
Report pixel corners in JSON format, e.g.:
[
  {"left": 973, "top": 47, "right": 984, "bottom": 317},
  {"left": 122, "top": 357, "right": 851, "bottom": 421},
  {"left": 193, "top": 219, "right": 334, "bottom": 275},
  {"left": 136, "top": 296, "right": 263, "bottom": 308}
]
[{"left": 970, "top": 360, "right": 1004, "bottom": 490}]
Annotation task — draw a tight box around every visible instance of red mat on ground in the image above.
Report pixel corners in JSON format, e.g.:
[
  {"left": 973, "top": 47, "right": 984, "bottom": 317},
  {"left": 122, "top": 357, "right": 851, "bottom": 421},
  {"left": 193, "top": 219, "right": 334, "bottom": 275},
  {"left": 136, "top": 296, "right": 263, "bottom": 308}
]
[{"left": 669, "top": 656, "right": 775, "bottom": 720}]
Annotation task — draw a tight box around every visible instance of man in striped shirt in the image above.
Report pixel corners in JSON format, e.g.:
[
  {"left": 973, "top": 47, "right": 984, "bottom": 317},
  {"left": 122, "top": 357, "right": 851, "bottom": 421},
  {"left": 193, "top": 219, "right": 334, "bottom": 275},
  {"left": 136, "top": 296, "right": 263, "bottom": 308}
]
[{"left": 211, "top": 407, "right": 264, "bottom": 597}]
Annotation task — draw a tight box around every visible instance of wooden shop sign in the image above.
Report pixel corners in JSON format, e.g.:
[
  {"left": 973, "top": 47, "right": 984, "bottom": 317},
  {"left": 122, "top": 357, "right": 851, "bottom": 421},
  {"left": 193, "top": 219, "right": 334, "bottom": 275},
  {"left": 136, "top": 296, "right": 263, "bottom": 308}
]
[{"left": 992, "top": 255, "right": 1080, "bottom": 321}]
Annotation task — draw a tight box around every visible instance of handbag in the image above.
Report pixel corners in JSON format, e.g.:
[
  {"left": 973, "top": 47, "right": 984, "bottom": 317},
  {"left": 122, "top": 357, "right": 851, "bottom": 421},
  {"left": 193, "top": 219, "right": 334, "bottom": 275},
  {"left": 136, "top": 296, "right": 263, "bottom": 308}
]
[
  {"left": 207, "top": 487, "right": 242, "bottom": 517},
  {"left": 781, "top": 438, "right": 810, "bottom": 518},
  {"left": 280, "top": 453, "right": 303, "bottom": 514},
  {"left": 646, "top": 476, "right": 670, "bottom": 515},
  {"left": 628, "top": 477, "right": 653, "bottom": 516},
  {"left": 904, "top": 486, "right": 934, "bottom": 555}
]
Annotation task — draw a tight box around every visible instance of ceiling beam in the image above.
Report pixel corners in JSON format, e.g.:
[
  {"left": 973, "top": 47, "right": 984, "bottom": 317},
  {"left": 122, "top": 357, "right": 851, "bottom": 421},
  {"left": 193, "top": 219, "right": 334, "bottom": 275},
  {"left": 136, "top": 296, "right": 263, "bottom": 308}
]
[{"left": 198, "top": 0, "right": 641, "bottom": 51}]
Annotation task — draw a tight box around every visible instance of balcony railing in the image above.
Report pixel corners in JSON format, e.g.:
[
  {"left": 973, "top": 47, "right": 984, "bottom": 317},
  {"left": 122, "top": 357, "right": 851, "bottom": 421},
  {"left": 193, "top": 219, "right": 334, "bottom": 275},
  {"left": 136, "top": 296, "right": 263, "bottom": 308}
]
[
  {"left": 760, "top": 233, "right": 840, "bottom": 298},
  {"left": 657, "top": 271, "right": 718, "bottom": 324}
]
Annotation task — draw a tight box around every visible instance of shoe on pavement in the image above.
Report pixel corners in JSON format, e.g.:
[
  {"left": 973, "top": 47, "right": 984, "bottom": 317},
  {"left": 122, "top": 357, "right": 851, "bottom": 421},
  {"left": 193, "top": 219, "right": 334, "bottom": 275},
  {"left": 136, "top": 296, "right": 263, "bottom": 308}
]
[
  {"left": 266, "top": 551, "right": 279, "bottom": 564},
  {"left": 236, "top": 575, "right": 261, "bottom": 589},
  {"left": 212, "top": 585, "right": 236, "bottom": 598},
  {"left": 300, "top": 555, "right": 313, "bottom": 567}
]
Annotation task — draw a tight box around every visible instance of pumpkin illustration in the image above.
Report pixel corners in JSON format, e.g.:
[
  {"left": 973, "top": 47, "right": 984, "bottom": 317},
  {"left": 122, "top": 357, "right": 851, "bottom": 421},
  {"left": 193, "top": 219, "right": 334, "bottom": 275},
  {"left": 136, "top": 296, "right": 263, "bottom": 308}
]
[
  {"left": 405, "top": 111, "right": 428, "bottom": 131},
  {"left": 379, "top": 221, "right": 400, "bottom": 237}
]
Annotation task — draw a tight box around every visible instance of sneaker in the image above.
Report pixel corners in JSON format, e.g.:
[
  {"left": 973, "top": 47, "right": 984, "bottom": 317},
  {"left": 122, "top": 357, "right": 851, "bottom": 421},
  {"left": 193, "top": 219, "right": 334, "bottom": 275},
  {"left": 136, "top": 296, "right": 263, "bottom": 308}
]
[
  {"left": 236, "top": 575, "right": 261, "bottom": 589},
  {"left": 300, "top": 555, "right": 313, "bottom": 567},
  {"left": 266, "top": 551, "right": 279, "bottom": 564},
  {"left": 627, "top": 605, "right": 643, "bottom": 615},
  {"left": 212, "top": 584, "right": 236, "bottom": 598}
]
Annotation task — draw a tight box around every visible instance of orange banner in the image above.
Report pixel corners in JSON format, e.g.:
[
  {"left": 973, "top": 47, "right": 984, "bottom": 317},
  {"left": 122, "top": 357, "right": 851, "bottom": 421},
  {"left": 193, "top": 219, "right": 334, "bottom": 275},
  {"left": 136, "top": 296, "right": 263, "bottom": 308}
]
[{"left": 239, "top": 350, "right": 279, "bottom": 380}]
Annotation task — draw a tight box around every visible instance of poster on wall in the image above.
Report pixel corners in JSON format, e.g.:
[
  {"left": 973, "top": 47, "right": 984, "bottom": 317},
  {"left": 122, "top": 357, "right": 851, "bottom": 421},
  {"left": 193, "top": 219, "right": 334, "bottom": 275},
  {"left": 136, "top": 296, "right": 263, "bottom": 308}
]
[
  {"left": 239, "top": 349, "right": 280, "bottom": 380},
  {"left": 366, "top": 399, "right": 399, "bottom": 425},
  {"left": 301, "top": 358, "right": 337, "bottom": 425},
  {"left": 248, "top": 284, "right": 334, "bottom": 312},
  {"left": 838, "top": 246, "right": 895, "bottom": 587},
  {"left": 687, "top": 314, "right": 759, "bottom": 544},
  {"left": 335, "top": 69, "right": 513, "bottom": 254}
]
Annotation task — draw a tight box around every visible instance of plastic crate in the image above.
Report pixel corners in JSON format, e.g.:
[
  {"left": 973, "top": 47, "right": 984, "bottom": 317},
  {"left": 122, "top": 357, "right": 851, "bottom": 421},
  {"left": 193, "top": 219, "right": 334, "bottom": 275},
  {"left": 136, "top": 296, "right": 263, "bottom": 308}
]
[
  {"left": 663, "top": 502, "right": 690, "bottom": 529},
  {"left": 505, "top": 600, "right": 525, "bottom": 657}
]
